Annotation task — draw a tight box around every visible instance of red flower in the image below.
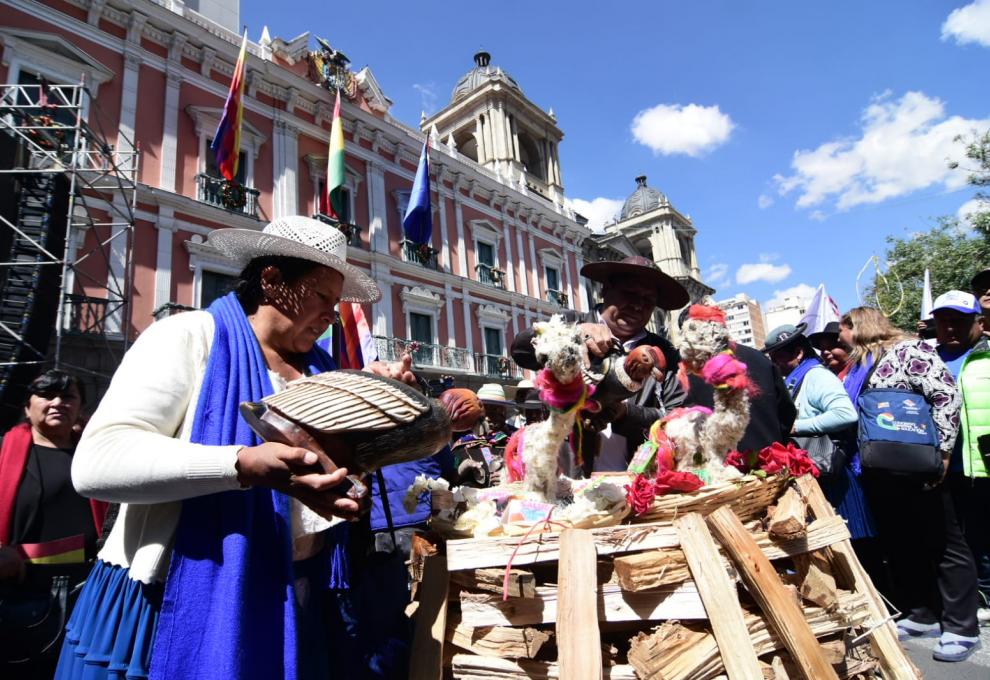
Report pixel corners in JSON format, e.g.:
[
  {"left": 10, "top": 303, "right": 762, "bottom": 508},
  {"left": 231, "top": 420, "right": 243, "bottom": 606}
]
[
  {"left": 624, "top": 474, "right": 657, "bottom": 516},
  {"left": 758, "top": 442, "right": 791, "bottom": 475},
  {"left": 724, "top": 450, "right": 749, "bottom": 473},
  {"left": 655, "top": 469, "right": 705, "bottom": 495},
  {"left": 785, "top": 443, "right": 820, "bottom": 478}
]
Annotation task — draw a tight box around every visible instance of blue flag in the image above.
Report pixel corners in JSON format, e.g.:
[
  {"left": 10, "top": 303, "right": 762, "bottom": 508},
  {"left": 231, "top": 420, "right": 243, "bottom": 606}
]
[{"left": 402, "top": 142, "right": 432, "bottom": 244}]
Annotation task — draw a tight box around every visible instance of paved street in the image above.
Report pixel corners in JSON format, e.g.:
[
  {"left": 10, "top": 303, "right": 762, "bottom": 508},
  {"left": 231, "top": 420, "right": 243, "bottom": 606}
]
[{"left": 901, "top": 624, "right": 990, "bottom": 679}]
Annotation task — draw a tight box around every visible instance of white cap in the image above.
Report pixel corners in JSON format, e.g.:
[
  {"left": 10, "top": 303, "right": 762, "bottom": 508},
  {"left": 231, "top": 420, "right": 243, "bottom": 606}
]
[{"left": 932, "top": 290, "right": 980, "bottom": 315}]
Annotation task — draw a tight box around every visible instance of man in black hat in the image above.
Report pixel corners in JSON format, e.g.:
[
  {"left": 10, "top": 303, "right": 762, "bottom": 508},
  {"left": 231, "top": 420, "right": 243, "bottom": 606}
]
[
  {"left": 972, "top": 268, "right": 990, "bottom": 338},
  {"left": 511, "top": 255, "right": 687, "bottom": 472}
]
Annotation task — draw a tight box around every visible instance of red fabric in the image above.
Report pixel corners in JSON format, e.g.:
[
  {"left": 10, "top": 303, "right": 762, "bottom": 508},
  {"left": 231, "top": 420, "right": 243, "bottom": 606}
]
[
  {"left": 503, "top": 429, "right": 526, "bottom": 482},
  {"left": 0, "top": 422, "right": 108, "bottom": 543},
  {"left": 687, "top": 304, "right": 726, "bottom": 325}
]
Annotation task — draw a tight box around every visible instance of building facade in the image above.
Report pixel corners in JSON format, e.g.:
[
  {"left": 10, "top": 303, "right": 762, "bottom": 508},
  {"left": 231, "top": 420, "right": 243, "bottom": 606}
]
[
  {"left": 0, "top": 0, "right": 592, "bottom": 394},
  {"left": 763, "top": 294, "right": 808, "bottom": 332},
  {"left": 716, "top": 293, "right": 766, "bottom": 349}
]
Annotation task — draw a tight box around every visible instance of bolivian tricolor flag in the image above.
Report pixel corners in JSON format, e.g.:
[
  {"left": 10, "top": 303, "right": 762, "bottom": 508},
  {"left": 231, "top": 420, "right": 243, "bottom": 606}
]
[
  {"left": 210, "top": 31, "right": 248, "bottom": 181},
  {"left": 324, "top": 90, "right": 346, "bottom": 219}
]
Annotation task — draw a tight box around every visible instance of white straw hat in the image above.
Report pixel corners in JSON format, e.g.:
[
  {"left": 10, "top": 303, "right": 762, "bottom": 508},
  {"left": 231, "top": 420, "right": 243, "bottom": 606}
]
[
  {"left": 476, "top": 383, "right": 512, "bottom": 406},
  {"left": 206, "top": 216, "right": 381, "bottom": 303}
]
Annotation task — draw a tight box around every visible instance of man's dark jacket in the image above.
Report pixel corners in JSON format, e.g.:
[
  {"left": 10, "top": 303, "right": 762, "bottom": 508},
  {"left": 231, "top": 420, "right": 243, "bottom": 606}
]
[
  {"left": 684, "top": 343, "right": 796, "bottom": 452},
  {"left": 510, "top": 311, "right": 686, "bottom": 462}
]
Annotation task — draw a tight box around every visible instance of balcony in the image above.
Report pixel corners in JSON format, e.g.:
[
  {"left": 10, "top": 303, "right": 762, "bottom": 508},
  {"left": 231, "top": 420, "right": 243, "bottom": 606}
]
[
  {"left": 401, "top": 239, "right": 439, "bottom": 270},
  {"left": 374, "top": 336, "right": 473, "bottom": 372},
  {"left": 547, "top": 289, "right": 569, "bottom": 308},
  {"left": 475, "top": 263, "right": 506, "bottom": 289},
  {"left": 313, "top": 213, "right": 362, "bottom": 247},
  {"left": 195, "top": 173, "right": 260, "bottom": 217},
  {"left": 475, "top": 353, "right": 519, "bottom": 379},
  {"left": 63, "top": 294, "right": 109, "bottom": 334}
]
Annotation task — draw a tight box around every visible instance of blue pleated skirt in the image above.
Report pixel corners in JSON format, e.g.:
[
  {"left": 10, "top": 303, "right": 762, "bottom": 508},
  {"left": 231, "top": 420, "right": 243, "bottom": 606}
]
[
  {"left": 54, "top": 560, "right": 162, "bottom": 680},
  {"left": 820, "top": 464, "right": 877, "bottom": 540}
]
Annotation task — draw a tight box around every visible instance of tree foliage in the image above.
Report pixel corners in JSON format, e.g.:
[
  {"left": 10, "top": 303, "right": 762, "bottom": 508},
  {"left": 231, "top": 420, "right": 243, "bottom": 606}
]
[{"left": 868, "top": 131, "right": 990, "bottom": 331}]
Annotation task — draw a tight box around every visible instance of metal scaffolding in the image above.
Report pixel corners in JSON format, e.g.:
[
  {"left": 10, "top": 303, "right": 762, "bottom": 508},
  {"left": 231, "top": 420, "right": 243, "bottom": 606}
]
[{"left": 0, "top": 77, "right": 138, "bottom": 407}]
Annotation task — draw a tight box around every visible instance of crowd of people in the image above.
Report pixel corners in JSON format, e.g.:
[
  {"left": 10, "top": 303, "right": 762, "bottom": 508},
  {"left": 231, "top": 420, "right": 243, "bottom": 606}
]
[{"left": 0, "top": 214, "right": 986, "bottom": 677}]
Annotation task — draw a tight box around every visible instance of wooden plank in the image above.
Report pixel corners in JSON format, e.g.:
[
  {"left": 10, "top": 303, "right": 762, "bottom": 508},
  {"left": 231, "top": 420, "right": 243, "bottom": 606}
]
[
  {"left": 557, "top": 529, "right": 602, "bottom": 680},
  {"left": 707, "top": 505, "right": 838, "bottom": 680},
  {"left": 446, "top": 621, "right": 551, "bottom": 659},
  {"left": 459, "top": 581, "right": 708, "bottom": 627},
  {"left": 446, "top": 514, "right": 848, "bottom": 572},
  {"left": 613, "top": 515, "right": 849, "bottom": 591},
  {"left": 794, "top": 475, "right": 921, "bottom": 680},
  {"left": 793, "top": 551, "right": 839, "bottom": 610},
  {"left": 450, "top": 654, "right": 637, "bottom": 679},
  {"left": 450, "top": 567, "right": 537, "bottom": 598},
  {"left": 626, "top": 591, "right": 870, "bottom": 680},
  {"left": 408, "top": 553, "right": 449, "bottom": 680},
  {"left": 675, "top": 513, "right": 763, "bottom": 680},
  {"left": 768, "top": 486, "right": 808, "bottom": 540}
]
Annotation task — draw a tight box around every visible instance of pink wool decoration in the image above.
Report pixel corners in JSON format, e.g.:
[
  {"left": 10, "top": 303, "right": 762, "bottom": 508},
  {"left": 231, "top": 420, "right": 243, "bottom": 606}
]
[
  {"left": 701, "top": 353, "right": 751, "bottom": 392},
  {"left": 535, "top": 367, "right": 592, "bottom": 410}
]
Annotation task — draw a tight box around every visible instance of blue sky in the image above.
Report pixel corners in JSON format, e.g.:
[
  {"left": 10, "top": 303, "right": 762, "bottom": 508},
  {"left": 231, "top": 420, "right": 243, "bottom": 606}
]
[{"left": 243, "top": 0, "right": 990, "bottom": 314}]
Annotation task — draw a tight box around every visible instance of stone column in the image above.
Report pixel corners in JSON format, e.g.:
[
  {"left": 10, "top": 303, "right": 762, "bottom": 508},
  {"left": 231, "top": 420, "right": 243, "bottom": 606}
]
[
  {"left": 462, "top": 291, "right": 474, "bottom": 355},
  {"left": 575, "top": 250, "right": 590, "bottom": 312},
  {"left": 502, "top": 209, "right": 516, "bottom": 291},
  {"left": 454, "top": 198, "right": 468, "bottom": 277},
  {"left": 370, "top": 261, "right": 392, "bottom": 338},
  {"left": 160, "top": 64, "right": 182, "bottom": 193},
  {"left": 117, "top": 48, "right": 141, "bottom": 175},
  {"left": 444, "top": 282, "right": 456, "bottom": 347},
  {"left": 271, "top": 118, "right": 299, "bottom": 218},
  {"left": 562, "top": 242, "right": 574, "bottom": 310},
  {"left": 474, "top": 117, "right": 486, "bottom": 165},
  {"left": 367, "top": 160, "right": 388, "bottom": 253},
  {"left": 437, "top": 192, "right": 450, "bottom": 272},
  {"left": 105, "top": 197, "right": 130, "bottom": 334},
  {"left": 154, "top": 207, "right": 175, "bottom": 310},
  {"left": 528, "top": 231, "right": 540, "bottom": 302},
  {"left": 515, "top": 223, "right": 528, "bottom": 296}
]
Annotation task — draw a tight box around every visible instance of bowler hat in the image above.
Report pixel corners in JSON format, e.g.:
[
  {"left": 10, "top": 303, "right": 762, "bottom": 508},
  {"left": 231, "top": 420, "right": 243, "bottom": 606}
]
[
  {"left": 970, "top": 268, "right": 990, "bottom": 292},
  {"left": 580, "top": 256, "right": 689, "bottom": 310},
  {"left": 807, "top": 321, "right": 840, "bottom": 348},
  {"left": 762, "top": 323, "right": 809, "bottom": 354}
]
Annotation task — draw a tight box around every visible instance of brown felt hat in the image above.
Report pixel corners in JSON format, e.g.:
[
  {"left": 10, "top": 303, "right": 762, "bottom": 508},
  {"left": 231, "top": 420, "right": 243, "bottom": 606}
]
[{"left": 580, "top": 255, "right": 689, "bottom": 310}]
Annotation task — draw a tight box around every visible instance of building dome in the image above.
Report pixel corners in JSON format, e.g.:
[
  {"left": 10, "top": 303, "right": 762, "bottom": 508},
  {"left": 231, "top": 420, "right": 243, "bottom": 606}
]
[
  {"left": 620, "top": 175, "right": 667, "bottom": 220},
  {"left": 451, "top": 51, "right": 523, "bottom": 102}
]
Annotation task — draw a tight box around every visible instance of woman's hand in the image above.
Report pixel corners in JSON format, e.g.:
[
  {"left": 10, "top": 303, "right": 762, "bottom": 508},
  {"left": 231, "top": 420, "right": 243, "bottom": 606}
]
[
  {"left": 236, "top": 443, "right": 364, "bottom": 520},
  {"left": 0, "top": 545, "right": 25, "bottom": 582},
  {"left": 364, "top": 353, "right": 417, "bottom": 387}
]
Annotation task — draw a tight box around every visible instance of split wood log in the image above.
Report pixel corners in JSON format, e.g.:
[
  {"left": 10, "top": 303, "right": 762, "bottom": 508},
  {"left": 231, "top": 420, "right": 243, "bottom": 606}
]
[
  {"left": 557, "top": 529, "right": 602, "bottom": 680},
  {"left": 769, "top": 655, "right": 791, "bottom": 680},
  {"left": 768, "top": 486, "right": 808, "bottom": 540},
  {"left": 446, "top": 514, "right": 849, "bottom": 572},
  {"left": 459, "top": 581, "right": 707, "bottom": 627},
  {"left": 409, "top": 553, "right": 449, "bottom": 680},
  {"left": 613, "top": 515, "right": 849, "bottom": 591},
  {"left": 446, "top": 621, "right": 551, "bottom": 659},
  {"left": 793, "top": 551, "right": 840, "bottom": 610},
  {"left": 626, "top": 591, "right": 869, "bottom": 680},
  {"left": 675, "top": 512, "right": 763, "bottom": 680},
  {"left": 706, "top": 505, "right": 838, "bottom": 680},
  {"left": 450, "top": 568, "right": 537, "bottom": 598},
  {"left": 450, "top": 654, "right": 637, "bottom": 679},
  {"left": 794, "top": 475, "right": 921, "bottom": 680}
]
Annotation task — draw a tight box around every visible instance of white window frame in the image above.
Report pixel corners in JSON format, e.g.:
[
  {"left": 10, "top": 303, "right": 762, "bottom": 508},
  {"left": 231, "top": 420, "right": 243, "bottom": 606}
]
[
  {"left": 187, "top": 106, "right": 266, "bottom": 188},
  {"left": 469, "top": 219, "right": 501, "bottom": 269},
  {"left": 304, "top": 154, "right": 362, "bottom": 219},
  {"left": 185, "top": 236, "right": 243, "bottom": 308},
  {"left": 400, "top": 285, "right": 442, "bottom": 345},
  {"left": 481, "top": 324, "right": 504, "bottom": 356}
]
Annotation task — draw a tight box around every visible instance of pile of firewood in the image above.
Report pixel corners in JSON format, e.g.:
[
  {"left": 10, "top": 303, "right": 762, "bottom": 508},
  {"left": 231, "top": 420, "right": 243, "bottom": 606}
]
[{"left": 408, "top": 475, "right": 922, "bottom": 680}]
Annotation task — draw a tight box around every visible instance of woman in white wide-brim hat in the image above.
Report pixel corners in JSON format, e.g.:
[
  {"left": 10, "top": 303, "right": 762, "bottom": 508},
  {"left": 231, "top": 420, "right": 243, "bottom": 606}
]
[{"left": 56, "top": 216, "right": 414, "bottom": 680}]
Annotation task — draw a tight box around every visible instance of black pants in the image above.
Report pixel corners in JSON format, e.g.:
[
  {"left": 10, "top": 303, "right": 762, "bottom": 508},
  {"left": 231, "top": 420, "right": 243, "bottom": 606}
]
[
  {"left": 949, "top": 475, "right": 990, "bottom": 605},
  {"left": 862, "top": 472, "right": 979, "bottom": 636}
]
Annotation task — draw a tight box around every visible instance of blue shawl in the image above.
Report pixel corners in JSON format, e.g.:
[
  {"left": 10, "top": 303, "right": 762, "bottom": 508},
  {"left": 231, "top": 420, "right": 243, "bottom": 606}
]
[
  {"left": 784, "top": 357, "right": 822, "bottom": 398},
  {"left": 149, "top": 293, "right": 336, "bottom": 680},
  {"left": 842, "top": 353, "right": 875, "bottom": 477}
]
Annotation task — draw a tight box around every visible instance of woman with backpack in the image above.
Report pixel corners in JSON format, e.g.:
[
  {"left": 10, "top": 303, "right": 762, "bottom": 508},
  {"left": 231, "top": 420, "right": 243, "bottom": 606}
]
[{"left": 840, "top": 306, "right": 980, "bottom": 663}]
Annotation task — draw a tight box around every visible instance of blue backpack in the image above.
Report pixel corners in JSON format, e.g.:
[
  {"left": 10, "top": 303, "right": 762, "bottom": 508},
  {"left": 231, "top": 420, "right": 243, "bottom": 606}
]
[{"left": 857, "top": 360, "right": 942, "bottom": 477}]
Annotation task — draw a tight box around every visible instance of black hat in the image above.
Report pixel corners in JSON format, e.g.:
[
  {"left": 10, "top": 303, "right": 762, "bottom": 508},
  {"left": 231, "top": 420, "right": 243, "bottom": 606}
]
[
  {"left": 971, "top": 268, "right": 990, "bottom": 291},
  {"left": 580, "top": 255, "right": 689, "bottom": 310},
  {"left": 807, "top": 321, "right": 841, "bottom": 348},
  {"left": 762, "top": 322, "right": 809, "bottom": 354}
]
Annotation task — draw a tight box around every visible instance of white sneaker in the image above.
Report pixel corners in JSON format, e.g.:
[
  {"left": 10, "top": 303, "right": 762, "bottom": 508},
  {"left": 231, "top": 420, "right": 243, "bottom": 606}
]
[{"left": 978, "top": 607, "right": 990, "bottom": 627}]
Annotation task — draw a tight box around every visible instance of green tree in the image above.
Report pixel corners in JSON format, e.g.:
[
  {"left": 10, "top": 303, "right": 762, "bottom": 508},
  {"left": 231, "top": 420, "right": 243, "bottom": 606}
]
[
  {"left": 949, "top": 130, "right": 990, "bottom": 238},
  {"left": 870, "top": 218, "right": 990, "bottom": 331}
]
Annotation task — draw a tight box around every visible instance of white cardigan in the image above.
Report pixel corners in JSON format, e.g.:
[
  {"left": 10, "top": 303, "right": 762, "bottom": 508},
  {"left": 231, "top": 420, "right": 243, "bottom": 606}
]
[{"left": 73, "top": 310, "right": 335, "bottom": 584}]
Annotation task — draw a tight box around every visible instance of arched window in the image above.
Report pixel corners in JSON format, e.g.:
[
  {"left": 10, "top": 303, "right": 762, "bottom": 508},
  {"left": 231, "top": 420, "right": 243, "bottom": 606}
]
[{"left": 517, "top": 133, "right": 545, "bottom": 182}]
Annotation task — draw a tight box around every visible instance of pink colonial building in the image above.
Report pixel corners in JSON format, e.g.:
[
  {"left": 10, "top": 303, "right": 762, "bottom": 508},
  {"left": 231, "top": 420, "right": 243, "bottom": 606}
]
[{"left": 0, "top": 0, "right": 592, "bottom": 400}]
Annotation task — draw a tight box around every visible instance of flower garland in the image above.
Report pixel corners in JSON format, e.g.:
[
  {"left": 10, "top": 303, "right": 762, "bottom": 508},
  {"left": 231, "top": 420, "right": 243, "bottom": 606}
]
[
  {"left": 220, "top": 179, "right": 247, "bottom": 211},
  {"left": 725, "top": 441, "right": 820, "bottom": 479}
]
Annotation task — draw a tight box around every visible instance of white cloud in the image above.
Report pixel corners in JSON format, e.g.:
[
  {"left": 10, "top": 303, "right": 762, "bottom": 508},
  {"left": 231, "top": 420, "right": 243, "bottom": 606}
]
[
  {"left": 631, "top": 103, "right": 735, "bottom": 157},
  {"left": 705, "top": 262, "right": 729, "bottom": 286},
  {"left": 764, "top": 283, "right": 817, "bottom": 311},
  {"left": 568, "top": 197, "right": 624, "bottom": 232},
  {"left": 736, "top": 262, "right": 792, "bottom": 285},
  {"left": 958, "top": 197, "right": 990, "bottom": 226},
  {"left": 942, "top": 0, "right": 990, "bottom": 47},
  {"left": 412, "top": 82, "right": 438, "bottom": 114},
  {"left": 773, "top": 91, "right": 990, "bottom": 211},
  {"left": 809, "top": 210, "right": 827, "bottom": 222},
  {"left": 758, "top": 194, "right": 774, "bottom": 209}
]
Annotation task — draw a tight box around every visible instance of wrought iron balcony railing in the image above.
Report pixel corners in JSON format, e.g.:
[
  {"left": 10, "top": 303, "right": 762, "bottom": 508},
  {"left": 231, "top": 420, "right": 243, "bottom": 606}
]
[
  {"left": 63, "top": 294, "right": 108, "bottom": 334},
  {"left": 195, "top": 173, "right": 260, "bottom": 217},
  {"left": 547, "top": 289, "right": 569, "bottom": 308},
  {"left": 312, "top": 213, "right": 362, "bottom": 247},
  {"left": 474, "top": 353, "right": 519, "bottom": 379},
  {"left": 374, "top": 336, "right": 473, "bottom": 372},
  {"left": 400, "top": 239, "right": 439, "bottom": 270},
  {"left": 475, "top": 263, "right": 506, "bottom": 289}
]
